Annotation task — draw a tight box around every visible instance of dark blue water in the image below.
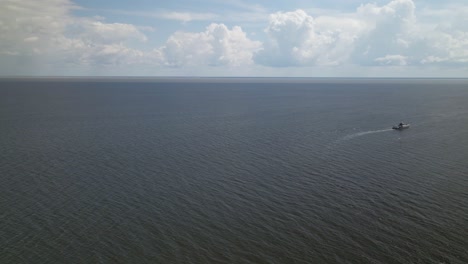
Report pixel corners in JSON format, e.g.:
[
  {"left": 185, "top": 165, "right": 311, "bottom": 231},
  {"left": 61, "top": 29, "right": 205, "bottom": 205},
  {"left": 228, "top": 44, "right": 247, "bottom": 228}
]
[{"left": 1, "top": 78, "right": 467, "bottom": 263}]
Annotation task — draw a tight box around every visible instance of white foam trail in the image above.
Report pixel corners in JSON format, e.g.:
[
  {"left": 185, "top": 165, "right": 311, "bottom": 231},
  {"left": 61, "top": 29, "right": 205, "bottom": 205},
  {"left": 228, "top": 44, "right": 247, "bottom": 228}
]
[{"left": 342, "top": 128, "right": 393, "bottom": 140}]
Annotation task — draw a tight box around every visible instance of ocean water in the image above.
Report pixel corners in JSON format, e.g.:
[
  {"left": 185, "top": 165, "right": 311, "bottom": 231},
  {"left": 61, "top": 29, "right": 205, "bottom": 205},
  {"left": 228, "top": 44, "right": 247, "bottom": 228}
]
[{"left": 1, "top": 78, "right": 467, "bottom": 263}]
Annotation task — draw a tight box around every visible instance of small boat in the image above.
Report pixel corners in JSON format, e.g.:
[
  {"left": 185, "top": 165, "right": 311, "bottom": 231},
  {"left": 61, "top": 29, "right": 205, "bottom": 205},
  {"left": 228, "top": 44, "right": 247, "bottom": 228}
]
[{"left": 392, "top": 122, "right": 410, "bottom": 130}]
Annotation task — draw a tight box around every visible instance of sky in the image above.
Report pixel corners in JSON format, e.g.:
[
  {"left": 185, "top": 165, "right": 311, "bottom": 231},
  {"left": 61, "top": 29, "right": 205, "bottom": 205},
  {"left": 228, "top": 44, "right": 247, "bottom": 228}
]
[{"left": 0, "top": 0, "right": 467, "bottom": 77}]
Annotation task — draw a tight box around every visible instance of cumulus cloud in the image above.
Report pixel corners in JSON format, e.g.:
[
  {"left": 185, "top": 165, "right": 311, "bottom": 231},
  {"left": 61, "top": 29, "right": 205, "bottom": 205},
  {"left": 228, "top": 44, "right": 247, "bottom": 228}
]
[
  {"left": 352, "top": 0, "right": 416, "bottom": 65},
  {"left": 0, "top": 0, "right": 150, "bottom": 70},
  {"left": 0, "top": 0, "right": 467, "bottom": 75},
  {"left": 159, "top": 23, "right": 262, "bottom": 67},
  {"left": 368, "top": 0, "right": 468, "bottom": 66},
  {"left": 0, "top": 0, "right": 74, "bottom": 56},
  {"left": 416, "top": 23, "right": 468, "bottom": 65},
  {"left": 255, "top": 9, "right": 366, "bottom": 66},
  {"left": 0, "top": 0, "right": 261, "bottom": 71},
  {"left": 255, "top": 0, "right": 468, "bottom": 68}
]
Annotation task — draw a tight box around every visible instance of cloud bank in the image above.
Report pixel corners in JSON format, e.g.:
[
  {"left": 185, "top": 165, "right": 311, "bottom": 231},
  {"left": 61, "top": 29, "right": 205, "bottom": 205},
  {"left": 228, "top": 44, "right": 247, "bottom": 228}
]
[
  {"left": 159, "top": 23, "right": 261, "bottom": 67},
  {"left": 255, "top": 9, "right": 366, "bottom": 66},
  {"left": 0, "top": 0, "right": 467, "bottom": 76}
]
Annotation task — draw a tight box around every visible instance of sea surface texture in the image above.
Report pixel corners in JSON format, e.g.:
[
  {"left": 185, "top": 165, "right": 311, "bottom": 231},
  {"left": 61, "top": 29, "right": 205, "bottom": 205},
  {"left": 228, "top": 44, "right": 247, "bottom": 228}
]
[{"left": 1, "top": 78, "right": 467, "bottom": 263}]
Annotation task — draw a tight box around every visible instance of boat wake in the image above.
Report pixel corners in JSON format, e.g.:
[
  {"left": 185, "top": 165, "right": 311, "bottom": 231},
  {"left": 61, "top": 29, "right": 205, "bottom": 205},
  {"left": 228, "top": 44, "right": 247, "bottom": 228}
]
[{"left": 341, "top": 128, "right": 393, "bottom": 141}]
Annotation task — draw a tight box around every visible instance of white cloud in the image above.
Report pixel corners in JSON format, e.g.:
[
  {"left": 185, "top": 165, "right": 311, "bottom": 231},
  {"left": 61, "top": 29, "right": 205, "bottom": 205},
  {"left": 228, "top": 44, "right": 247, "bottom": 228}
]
[
  {"left": 0, "top": 0, "right": 467, "bottom": 76},
  {"left": 159, "top": 23, "right": 262, "bottom": 67},
  {"left": 71, "top": 20, "right": 148, "bottom": 44},
  {"left": 221, "top": 0, "right": 266, "bottom": 13},
  {"left": 60, "top": 21, "right": 149, "bottom": 66},
  {"left": 255, "top": 9, "right": 366, "bottom": 66},
  {"left": 375, "top": 54, "right": 408, "bottom": 65},
  {"left": 0, "top": 0, "right": 151, "bottom": 69},
  {"left": 352, "top": 0, "right": 416, "bottom": 65},
  {"left": 254, "top": 0, "right": 468, "bottom": 69},
  {"left": 157, "top": 11, "right": 219, "bottom": 23},
  {"left": 23, "top": 36, "right": 39, "bottom": 43},
  {"left": 416, "top": 20, "right": 468, "bottom": 66},
  {"left": 55, "top": 38, "right": 147, "bottom": 66},
  {"left": 0, "top": 0, "right": 74, "bottom": 56}
]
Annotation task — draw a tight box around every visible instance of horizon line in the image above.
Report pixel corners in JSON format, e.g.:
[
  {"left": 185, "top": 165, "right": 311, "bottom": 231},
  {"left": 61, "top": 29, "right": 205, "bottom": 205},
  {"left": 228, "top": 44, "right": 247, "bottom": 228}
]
[{"left": 1, "top": 76, "right": 468, "bottom": 79}]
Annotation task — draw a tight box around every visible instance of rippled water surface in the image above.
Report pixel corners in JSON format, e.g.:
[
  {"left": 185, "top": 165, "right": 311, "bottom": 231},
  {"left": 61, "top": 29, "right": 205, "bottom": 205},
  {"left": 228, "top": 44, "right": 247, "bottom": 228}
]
[{"left": 1, "top": 78, "right": 467, "bottom": 263}]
